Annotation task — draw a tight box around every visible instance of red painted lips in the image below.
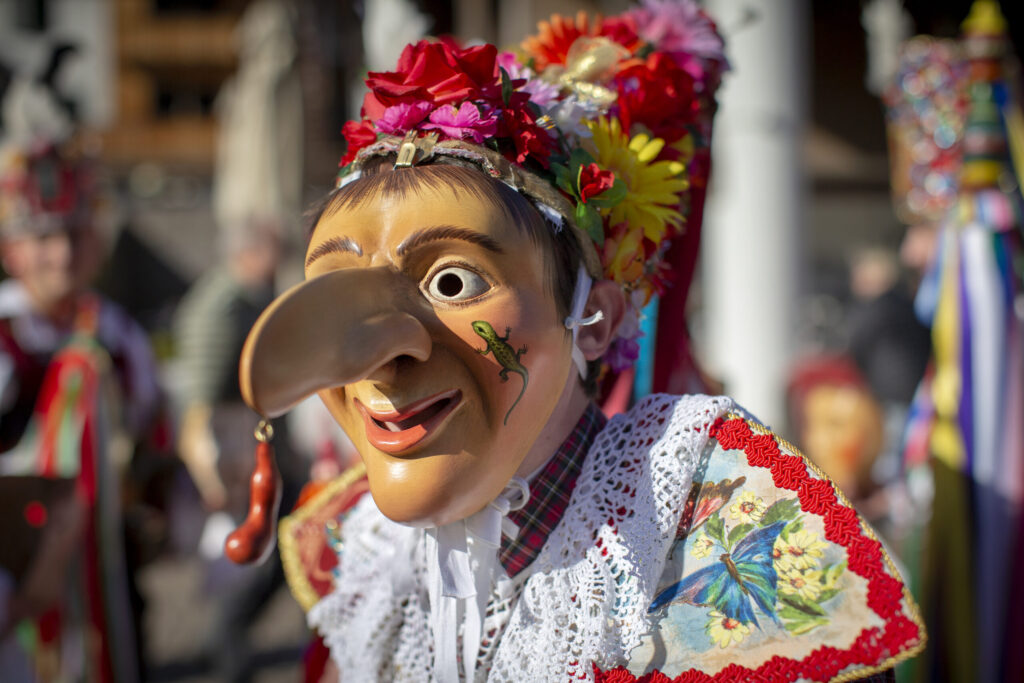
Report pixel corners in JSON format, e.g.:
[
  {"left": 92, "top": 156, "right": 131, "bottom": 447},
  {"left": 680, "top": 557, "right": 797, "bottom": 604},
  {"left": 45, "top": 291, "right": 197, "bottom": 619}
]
[{"left": 357, "top": 389, "right": 462, "bottom": 454}]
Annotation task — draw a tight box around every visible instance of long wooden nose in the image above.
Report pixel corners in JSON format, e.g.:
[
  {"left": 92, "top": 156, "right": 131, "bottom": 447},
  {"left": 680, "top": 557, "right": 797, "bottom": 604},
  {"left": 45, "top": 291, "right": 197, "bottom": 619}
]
[
  {"left": 227, "top": 268, "right": 430, "bottom": 564},
  {"left": 239, "top": 268, "right": 432, "bottom": 418}
]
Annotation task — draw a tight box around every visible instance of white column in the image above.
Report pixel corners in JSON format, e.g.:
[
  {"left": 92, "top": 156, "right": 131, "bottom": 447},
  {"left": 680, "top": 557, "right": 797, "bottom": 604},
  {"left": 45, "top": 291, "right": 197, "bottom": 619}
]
[{"left": 702, "top": 0, "right": 808, "bottom": 428}]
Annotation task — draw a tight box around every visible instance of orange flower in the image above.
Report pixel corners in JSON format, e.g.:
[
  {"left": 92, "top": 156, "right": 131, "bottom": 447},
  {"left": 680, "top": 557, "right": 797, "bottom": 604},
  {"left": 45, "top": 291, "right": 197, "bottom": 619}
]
[
  {"left": 521, "top": 11, "right": 599, "bottom": 71},
  {"left": 601, "top": 222, "right": 646, "bottom": 287}
]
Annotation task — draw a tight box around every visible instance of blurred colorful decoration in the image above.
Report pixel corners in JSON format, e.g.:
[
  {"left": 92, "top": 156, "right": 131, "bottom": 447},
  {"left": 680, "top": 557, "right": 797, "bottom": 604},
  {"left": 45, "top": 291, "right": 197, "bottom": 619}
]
[{"left": 885, "top": 2, "right": 1024, "bottom": 681}]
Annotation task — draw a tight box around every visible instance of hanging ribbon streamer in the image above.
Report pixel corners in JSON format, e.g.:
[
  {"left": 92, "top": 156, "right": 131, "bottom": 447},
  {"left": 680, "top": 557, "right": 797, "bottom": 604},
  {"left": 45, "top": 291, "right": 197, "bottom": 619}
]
[{"left": 424, "top": 477, "right": 529, "bottom": 682}]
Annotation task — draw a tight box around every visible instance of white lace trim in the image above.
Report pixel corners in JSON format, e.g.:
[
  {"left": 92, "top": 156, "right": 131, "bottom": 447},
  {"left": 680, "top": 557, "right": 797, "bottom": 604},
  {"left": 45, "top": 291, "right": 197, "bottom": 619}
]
[{"left": 308, "top": 393, "right": 733, "bottom": 681}]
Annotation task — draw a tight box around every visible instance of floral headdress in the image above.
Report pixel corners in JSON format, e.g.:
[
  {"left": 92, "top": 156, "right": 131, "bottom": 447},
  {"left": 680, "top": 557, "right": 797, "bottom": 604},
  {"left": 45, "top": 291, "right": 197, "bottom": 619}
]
[{"left": 338, "top": 0, "right": 728, "bottom": 370}]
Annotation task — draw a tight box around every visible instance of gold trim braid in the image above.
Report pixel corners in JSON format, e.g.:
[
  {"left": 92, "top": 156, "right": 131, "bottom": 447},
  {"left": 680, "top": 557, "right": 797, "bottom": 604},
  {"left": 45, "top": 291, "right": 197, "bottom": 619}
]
[{"left": 279, "top": 462, "right": 368, "bottom": 613}]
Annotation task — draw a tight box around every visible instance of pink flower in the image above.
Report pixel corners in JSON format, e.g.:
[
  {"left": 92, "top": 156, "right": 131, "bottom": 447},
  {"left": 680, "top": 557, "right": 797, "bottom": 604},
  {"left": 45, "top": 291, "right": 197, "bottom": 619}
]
[
  {"left": 421, "top": 102, "right": 498, "bottom": 143},
  {"left": 496, "top": 52, "right": 560, "bottom": 108},
  {"left": 625, "top": 0, "right": 728, "bottom": 81},
  {"left": 375, "top": 101, "right": 433, "bottom": 135}
]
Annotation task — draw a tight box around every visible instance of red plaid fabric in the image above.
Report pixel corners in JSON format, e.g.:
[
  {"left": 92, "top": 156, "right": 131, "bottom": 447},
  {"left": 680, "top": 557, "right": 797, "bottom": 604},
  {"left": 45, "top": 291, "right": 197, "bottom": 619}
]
[{"left": 499, "top": 403, "right": 606, "bottom": 577}]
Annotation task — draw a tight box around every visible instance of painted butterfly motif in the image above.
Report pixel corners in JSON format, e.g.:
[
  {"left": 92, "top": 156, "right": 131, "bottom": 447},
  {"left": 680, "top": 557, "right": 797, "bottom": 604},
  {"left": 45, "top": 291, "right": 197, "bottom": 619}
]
[
  {"left": 649, "top": 521, "right": 786, "bottom": 627},
  {"left": 676, "top": 477, "right": 746, "bottom": 540}
]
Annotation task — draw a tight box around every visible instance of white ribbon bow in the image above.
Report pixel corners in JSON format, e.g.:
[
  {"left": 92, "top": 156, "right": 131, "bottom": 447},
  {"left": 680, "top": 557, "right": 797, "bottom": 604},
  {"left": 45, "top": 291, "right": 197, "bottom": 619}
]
[{"left": 424, "top": 477, "right": 530, "bottom": 682}]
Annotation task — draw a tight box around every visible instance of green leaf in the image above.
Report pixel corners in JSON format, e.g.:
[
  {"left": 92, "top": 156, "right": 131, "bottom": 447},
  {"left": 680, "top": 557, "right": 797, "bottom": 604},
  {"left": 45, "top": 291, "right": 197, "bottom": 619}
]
[
  {"left": 787, "top": 617, "right": 828, "bottom": 635},
  {"left": 705, "top": 512, "right": 725, "bottom": 544},
  {"left": 499, "top": 66, "right": 514, "bottom": 107},
  {"left": 635, "top": 42, "right": 655, "bottom": 60},
  {"left": 568, "top": 147, "right": 595, "bottom": 168},
  {"left": 550, "top": 163, "right": 575, "bottom": 195},
  {"left": 778, "top": 606, "right": 809, "bottom": 621},
  {"left": 727, "top": 523, "right": 754, "bottom": 548},
  {"left": 575, "top": 203, "right": 604, "bottom": 246},
  {"left": 827, "top": 561, "right": 847, "bottom": 586},
  {"left": 781, "top": 518, "right": 803, "bottom": 540},
  {"left": 779, "top": 592, "right": 827, "bottom": 616},
  {"left": 760, "top": 498, "right": 799, "bottom": 526},
  {"left": 816, "top": 588, "right": 840, "bottom": 604},
  {"left": 588, "top": 177, "right": 628, "bottom": 209}
]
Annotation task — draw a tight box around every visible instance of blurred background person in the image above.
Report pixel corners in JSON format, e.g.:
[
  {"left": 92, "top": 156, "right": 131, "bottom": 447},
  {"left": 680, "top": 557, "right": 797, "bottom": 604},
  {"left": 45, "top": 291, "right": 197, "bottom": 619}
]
[
  {"left": 172, "top": 214, "right": 306, "bottom": 683},
  {"left": 0, "top": 137, "right": 160, "bottom": 682},
  {"left": 787, "top": 356, "right": 886, "bottom": 511},
  {"left": 170, "top": 2, "right": 308, "bottom": 681}
]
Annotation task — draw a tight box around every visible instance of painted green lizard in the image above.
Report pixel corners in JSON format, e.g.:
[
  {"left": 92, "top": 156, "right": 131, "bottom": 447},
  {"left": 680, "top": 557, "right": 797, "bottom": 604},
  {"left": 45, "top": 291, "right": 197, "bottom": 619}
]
[{"left": 471, "top": 320, "right": 528, "bottom": 425}]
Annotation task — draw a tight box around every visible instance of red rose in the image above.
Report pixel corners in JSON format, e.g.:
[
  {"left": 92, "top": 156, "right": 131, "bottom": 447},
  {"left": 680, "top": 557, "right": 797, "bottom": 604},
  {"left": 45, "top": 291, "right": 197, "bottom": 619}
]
[
  {"left": 599, "top": 15, "right": 644, "bottom": 54},
  {"left": 361, "top": 38, "right": 501, "bottom": 120},
  {"left": 339, "top": 120, "right": 377, "bottom": 167},
  {"left": 578, "top": 163, "right": 615, "bottom": 203},
  {"left": 614, "top": 52, "right": 698, "bottom": 144},
  {"left": 498, "top": 99, "right": 556, "bottom": 168}
]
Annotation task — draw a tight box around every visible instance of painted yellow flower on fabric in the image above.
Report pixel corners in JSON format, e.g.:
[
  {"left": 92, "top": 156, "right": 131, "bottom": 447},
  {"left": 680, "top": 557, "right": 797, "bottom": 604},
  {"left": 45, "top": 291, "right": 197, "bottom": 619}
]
[
  {"left": 705, "top": 610, "right": 750, "bottom": 648},
  {"left": 585, "top": 115, "right": 688, "bottom": 249},
  {"left": 729, "top": 491, "right": 766, "bottom": 525},
  {"left": 690, "top": 530, "right": 714, "bottom": 559},
  {"left": 774, "top": 528, "right": 828, "bottom": 572},
  {"left": 779, "top": 568, "right": 823, "bottom": 601}
]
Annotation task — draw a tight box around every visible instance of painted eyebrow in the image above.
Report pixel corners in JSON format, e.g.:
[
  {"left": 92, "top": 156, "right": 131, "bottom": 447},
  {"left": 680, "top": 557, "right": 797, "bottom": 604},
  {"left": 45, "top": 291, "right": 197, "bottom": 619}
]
[
  {"left": 305, "top": 236, "right": 363, "bottom": 267},
  {"left": 395, "top": 225, "right": 504, "bottom": 258}
]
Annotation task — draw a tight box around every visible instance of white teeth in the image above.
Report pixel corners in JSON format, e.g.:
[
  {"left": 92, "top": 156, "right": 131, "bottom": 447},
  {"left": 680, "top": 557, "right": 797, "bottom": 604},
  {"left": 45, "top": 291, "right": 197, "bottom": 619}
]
[{"left": 385, "top": 421, "right": 401, "bottom": 432}]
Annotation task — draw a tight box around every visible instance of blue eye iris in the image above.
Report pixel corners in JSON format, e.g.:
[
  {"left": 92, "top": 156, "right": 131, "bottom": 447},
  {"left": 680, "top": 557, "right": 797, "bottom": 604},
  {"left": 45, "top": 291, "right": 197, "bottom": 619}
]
[{"left": 425, "top": 266, "right": 489, "bottom": 302}]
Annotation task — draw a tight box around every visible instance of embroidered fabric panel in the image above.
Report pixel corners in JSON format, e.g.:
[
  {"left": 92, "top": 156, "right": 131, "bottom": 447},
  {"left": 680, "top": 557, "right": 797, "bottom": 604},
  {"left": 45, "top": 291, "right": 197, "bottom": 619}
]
[
  {"left": 602, "top": 416, "right": 924, "bottom": 682},
  {"left": 279, "top": 464, "right": 371, "bottom": 612}
]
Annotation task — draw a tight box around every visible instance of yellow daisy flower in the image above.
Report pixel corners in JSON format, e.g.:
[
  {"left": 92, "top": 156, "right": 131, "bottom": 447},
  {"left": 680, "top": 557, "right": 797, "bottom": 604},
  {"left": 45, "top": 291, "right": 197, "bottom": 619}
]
[
  {"left": 728, "top": 491, "right": 766, "bottom": 525},
  {"left": 690, "top": 530, "right": 714, "bottom": 559},
  {"left": 705, "top": 610, "right": 750, "bottom": 648},
  {"left": 779, "top": 568, "right": 823, "bottom": 602},
  {"left": 774, "top": 528, "right": 828, "bottom": 572},
  {"left": 585, "top": 116, "right": 688, "bottom": 248}
]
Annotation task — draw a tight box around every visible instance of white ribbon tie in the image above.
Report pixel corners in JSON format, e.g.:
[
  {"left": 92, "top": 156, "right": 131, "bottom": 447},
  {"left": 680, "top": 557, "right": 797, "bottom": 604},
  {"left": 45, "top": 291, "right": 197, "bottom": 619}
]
[{"left": 425, "top": 477, "right": 529, "bottom": 681}]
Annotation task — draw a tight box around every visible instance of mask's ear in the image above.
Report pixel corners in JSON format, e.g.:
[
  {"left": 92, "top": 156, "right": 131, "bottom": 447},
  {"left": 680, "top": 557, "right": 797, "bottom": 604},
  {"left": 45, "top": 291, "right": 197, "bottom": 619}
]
[{"left": 575, "top": 280, "right": 626, "bottom": 361}]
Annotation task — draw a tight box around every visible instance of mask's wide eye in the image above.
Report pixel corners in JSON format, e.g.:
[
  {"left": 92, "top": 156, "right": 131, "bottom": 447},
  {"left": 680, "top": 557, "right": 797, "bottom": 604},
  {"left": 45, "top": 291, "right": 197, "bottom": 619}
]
[{"left": 425, "top": 265, "right": 490, "bottom": 303}]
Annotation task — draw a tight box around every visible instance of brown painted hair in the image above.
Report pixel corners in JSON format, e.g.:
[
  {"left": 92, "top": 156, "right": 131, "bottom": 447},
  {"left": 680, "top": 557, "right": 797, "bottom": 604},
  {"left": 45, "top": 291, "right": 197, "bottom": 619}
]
[{"left": 306, "top": 157, "right": 581, "bottom": 320}]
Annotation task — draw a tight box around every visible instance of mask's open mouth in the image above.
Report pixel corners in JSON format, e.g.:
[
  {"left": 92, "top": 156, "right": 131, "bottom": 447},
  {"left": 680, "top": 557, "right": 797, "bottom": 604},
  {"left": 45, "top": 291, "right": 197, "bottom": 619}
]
[
  {"left": 358, "top": 389, "right": 462, "bottom": 455},
  {"left": 370, "top": 394, "right": 454, "bottom": 432}
]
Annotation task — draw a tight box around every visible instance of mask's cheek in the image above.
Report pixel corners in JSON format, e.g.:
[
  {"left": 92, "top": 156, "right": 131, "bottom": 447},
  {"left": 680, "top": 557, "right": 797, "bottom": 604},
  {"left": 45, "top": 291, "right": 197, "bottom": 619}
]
[
  {"left": 443, "top": 284, "right": 568, "bottom": 387},
  {"left": 316, "top": 388, "right": 362, "bottom": 448}
]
